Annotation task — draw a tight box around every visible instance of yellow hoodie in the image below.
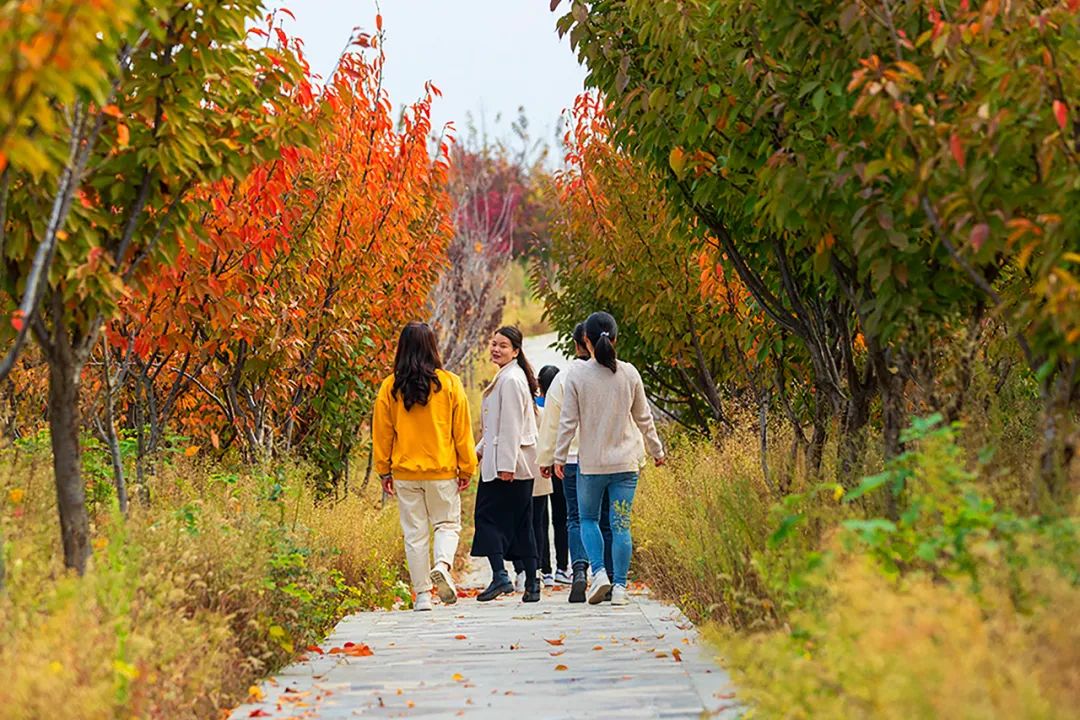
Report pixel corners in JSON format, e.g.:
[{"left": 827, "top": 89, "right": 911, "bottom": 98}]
[{"left": 372, "top": 369, "right": 477, "bottom": 481}]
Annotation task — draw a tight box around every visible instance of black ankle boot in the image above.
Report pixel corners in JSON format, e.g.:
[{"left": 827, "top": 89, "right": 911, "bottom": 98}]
[
  {"left": 477, "top": 575, "right": 514, "bottom": 602},
  {"left": 569, "top": 563, "right": 588, "bottom": 604},
  {"left": 523, "top": 578, "right": 541, "bottom": 603}
]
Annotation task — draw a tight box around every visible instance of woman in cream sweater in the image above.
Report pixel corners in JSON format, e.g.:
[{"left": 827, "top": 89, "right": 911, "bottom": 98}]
[
  {"left": 554, "top": 312, "right": 665, "bottom": 606},
  {"left": 471, "top": 326, "right": 545, "bottom": 603}
]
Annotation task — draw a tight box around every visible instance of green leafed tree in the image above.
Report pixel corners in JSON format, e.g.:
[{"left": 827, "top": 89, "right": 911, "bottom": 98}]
[
  {"left": 554, "top": 0, "right": 1079, "bottom": 499},
  {"left": 0, "top": 1, "right": 312, "bottom": 572}
]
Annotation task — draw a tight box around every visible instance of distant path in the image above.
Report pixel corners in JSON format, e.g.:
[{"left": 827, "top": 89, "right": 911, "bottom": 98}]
[
  {"left": 229, "top": 559, "right": 741, "bottom": 719},
  {"left": 522, "top": 331, "right": 567, "bottom": 372}
]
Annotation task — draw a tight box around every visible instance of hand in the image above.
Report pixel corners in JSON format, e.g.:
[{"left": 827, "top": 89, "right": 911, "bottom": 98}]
[
  {"left": 456, "top": 475, "right": 471, "bottom": 492},
  {"left": 381, "top": 474, "right": 395, "bottom": 496},
  {"left": 554, "top": 464, "right": 565, "bottom": 480},
  {"left": 654, "top": 456, "right": 666, "bottom": 467},
  {"left": 497, "top": 471, "right": 514, "bottom": 482},
  {"left": 540, "top": 465, "right": 552, "bottom": 479}
]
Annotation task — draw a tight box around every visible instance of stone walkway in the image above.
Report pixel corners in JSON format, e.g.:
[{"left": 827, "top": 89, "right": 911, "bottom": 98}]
[{"left": 229, "top": 563, "right": 741, "bottom": 719}]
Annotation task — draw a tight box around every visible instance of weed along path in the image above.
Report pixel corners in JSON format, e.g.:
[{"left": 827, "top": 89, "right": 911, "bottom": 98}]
[{"left": 229, "top": 561, "right": 740, "bottom": 719}]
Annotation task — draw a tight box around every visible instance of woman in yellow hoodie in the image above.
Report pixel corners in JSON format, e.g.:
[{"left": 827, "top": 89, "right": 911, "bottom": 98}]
[{"left": 373, "top": 322, "right": 477, "bottom": 612}]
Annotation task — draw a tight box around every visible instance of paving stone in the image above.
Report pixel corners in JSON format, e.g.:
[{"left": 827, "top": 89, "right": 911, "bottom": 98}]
[{"left": 229, "top": 561, "right": 742, "bottom": 719}]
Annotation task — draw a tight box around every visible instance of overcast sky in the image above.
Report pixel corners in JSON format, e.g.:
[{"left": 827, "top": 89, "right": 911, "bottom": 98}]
[{"left": 279, "top": 1, "right": 588, "bottom": 151}]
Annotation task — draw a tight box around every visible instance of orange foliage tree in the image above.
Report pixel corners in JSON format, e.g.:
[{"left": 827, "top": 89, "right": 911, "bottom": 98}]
[{"left": 110, "top": 31, "right": 452, "bottom": 493}]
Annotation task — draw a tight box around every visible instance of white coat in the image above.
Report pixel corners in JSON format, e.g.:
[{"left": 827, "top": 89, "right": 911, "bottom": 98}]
[{"left": 477, "top": 362, "right": 547, "bottom": 493}]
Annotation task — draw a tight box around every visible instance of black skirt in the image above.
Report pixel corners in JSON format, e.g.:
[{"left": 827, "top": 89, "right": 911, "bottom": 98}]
[{"left": 471, "top": 478, "right": 537, "bottom": 561}]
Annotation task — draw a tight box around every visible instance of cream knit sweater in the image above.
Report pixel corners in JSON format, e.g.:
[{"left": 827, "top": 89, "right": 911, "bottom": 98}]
[{"left": 554, "top": 359, "right": 664, "bottom": 475}]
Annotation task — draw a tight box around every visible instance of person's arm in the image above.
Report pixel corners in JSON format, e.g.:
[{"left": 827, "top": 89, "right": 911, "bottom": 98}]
[
  {"left": 630, "top": 366, "right": 664, "bottom": 461},
  {"left": 554, "top": 373, "right": 580, "bottom": 466},
  {"left": 536, "top": 374, "right": 563, "bottom": 468},
  {"left": 371, "top": 380, "right": 396, "bottom": 493},
  {"left": 451, "top": 375, "right": 478, "bottom": 487},
  {"left": 495, "top": 375, "right": 526, "bottom": 477}
]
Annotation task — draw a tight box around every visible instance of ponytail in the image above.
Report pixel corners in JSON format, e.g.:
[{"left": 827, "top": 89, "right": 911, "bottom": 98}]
[
  {"left": 495, "top": 326, "right": 539, "bottom": 397},
  {"left": 585, "top": 312, "right": 619, "bottom": 373}
]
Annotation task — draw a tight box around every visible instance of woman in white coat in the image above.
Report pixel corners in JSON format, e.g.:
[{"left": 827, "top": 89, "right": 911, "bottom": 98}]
[{"left": 471, "top": 326, "right": 543, "bottom": 603}]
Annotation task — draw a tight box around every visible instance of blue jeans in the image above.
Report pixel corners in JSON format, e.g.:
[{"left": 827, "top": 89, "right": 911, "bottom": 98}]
[
  {"left": 562, "top": 464, "right": 612, "bottom": 574},
  {"left": 578, "top": 471, "right": 637, "bottom": 586}
]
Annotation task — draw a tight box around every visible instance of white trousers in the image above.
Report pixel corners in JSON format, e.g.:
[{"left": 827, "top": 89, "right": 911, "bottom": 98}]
[{"left": 395, "top": 479, "right": 461, "bottom": 593}]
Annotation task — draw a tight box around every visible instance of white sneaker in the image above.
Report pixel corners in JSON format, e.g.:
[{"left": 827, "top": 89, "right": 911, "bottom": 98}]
[
  {"left": 414, "top": 591, "right": 433, "bottom": 612},
  {"left": 587, "top": 570, "right": 612, "bottom": 605},
  {"left": 611, "top": 585, "right": 630, "bottom": 606},
  {"left": 430, "top": 564, "right": 458, "bottom": 605},
  {"left": 553, "top": 568, "right": 572, "bottom": 585},
  {"left": 542, "top": 573, "right": 555, "bottom": 588},
  {"left": 514, "top": 571, "right": 526, "bottom": 592}
]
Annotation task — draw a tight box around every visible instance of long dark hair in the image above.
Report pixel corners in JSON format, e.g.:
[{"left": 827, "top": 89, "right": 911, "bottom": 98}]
[
  {"left": 495, "top": 325, "right": 539, "bottom": 397},
  {"left": 392, "top": 322, "right": 443, "bottom": 410},
  {"left": 572, "top": 322, "right": 589, "bottom": 359},
  {"left": 538, "top": 365, "right": 560, "bottom": 396},
  {"left": 585, "top": 312, "right": 619, "bottom": 373}
]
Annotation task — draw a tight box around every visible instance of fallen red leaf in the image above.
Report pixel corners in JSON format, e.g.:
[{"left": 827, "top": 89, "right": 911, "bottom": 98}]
[
  {"left": 454, "top": 634, "right": 467, "bottom": 640},
  {"left": 544, "top": 637, "right": 565, "bottom": 646},
  {"left": 306, "top": 645, "right": 324, "bottom": 654},
  {"left": 248, "top": 711, "right": 271, "bottom": 718}
]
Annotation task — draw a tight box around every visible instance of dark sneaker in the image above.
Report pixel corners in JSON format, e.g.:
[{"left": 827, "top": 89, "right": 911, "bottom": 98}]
[
  {"left": 477, "top": 577, "right": 514, "bottom": 602},
  {"left": 569, "top": 565, "right": 588, "bottom": 604},
  {"left": 523, "top": 580, "right": 541, "bottom": 603}
]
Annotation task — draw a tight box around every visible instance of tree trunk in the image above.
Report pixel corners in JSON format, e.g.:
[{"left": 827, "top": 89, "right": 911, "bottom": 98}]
[
  {"left": 1036, "top": 360, "right": 1078, "bottom": 509},
  {"left": 876, "top": 357, "right": 904, "bottom": 521},
  {"left": 133, "top": 376, "right": 148, "bottom": 505},
  {"left": 48, "top": 332, "right": 90, "bottom": 574},
  {"left": 101, "top": 343, "right": 128, "bottom": 515},
  {"left": 808, "top": 403, "right": 828, "bottom": 479},
  {"left": 758, "top": 387, "right": 771, "bottom": 492},
  {"left": 838, "top": 384, "right": 872, "bottom": 486},
  {"left": 360, "top": 426, "right": 374, "bottom": 494}
]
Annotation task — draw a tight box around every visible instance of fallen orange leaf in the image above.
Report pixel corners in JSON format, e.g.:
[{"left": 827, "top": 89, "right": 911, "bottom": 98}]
[
  {"left": 593, "top": 645, "right": 604, "bottom": 651},
  {"left": 452, "top": 673, "right": 466, "bottom": 682},
  {"left": 454, "top": 634, "right": 467, "bottom": 640},
  {"left": 672, "top": 648, "right": 683, "bottom": 662},
  {"left": 554, "top": 664, "right": 568, "bottom": 671},
  {"left": 306, "top": 645, "right": 324, "bottom": 654},
  {"left": 550, "top": 650, "right": 566, "bottom": 657},
  {"left": 544, "top": 637, "right": 565, "bottom": 646}
]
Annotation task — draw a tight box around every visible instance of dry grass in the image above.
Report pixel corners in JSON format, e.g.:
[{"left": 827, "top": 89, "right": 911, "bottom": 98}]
[
  {"left": 0, "top": 450, "right": 405, "bottom": 720},
  {"left": 632, "top": 416, "right": 1079, "bottom": 719},
  {"left": 711, "top": 558, "right": 1080, "bottom": 719},
  {"left": 500, "top": 261, "right": 550, "bottom": 336},
  {"left": 633, "top": 435, "right": 779, "bottom": 628}
]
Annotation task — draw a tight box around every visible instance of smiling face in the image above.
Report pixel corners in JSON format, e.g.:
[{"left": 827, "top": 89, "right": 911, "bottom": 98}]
[{"left": 489, "top": 332, "right": 518, "bottom": 368}]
